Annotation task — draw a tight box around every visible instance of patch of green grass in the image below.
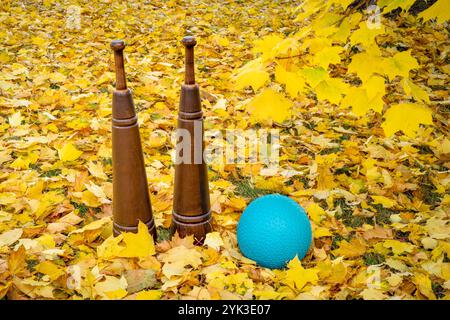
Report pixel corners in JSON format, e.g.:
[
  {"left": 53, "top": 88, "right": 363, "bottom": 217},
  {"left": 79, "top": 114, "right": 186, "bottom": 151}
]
[
  {"left": 150, "top": 113, "right": 163, "bottom": 121},
  {"left": 394, "top": 230, "right": 411, "bottom": 242},
  {"left": 289, "top": 175, "right": 309, "bottom": 189},
  {"left": 71, "top": 201, "right": 89, "bottom": 216},
  {"left": 363, "top": 252, "right": 385, "bottom": 266},
  {"left": 233, "top": 179, "right": 273, "bottom": 200},
  {"left": 432, "top": 282, "right": 445, "bottom": 299},
  {"left": 319, "top": 147, "right": 342, "bottom": 155},
  {"left": 334, "top": 198, "right": 371, "bottom": 228},
  {"left": 30, "top": 163, "right": 41, "bottom": 171},
  {"left": 331, "top": 234, "right": 343, "bottom": 250},
  {"left": 157, "top": 226, "right": 172, "bottom": 242},
  {"left": 40, "top": 169, "right": 61, "bottom": 178},
  {"left": 303, "top": 121, "right": 317, "bottom": 130},
  {"left": 414, "top": 144, "right": 434, "bottom": 154},
  {"left": 373, "top": 204, "right": 396, "bottom": 225},
  {"left": 102, "top": 157, "right": 112, "bottom": 166},
  {"left": 26, "top": 259, "right": 39, "bottom": 272},
  {"left": 334, "top": 165, "right": 352, "bottom": 176},
  {"left": 420, "top": 174, "right": 442, "bottom": 207}
]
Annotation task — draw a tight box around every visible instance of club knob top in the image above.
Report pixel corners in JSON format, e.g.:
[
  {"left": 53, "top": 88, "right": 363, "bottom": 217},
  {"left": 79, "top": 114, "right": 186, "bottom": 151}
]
[
  {"left": 182, "top": 36, "right": 197, "bottom": 47},
  {"left": 110, "top": 40, "right": 126, "bottom": 51}
]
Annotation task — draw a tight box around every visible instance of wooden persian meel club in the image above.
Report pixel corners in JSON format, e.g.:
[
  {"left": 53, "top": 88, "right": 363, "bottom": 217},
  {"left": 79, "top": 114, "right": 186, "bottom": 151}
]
[
  {"left": 110, "top": 40, "right": 156, "bottom": 239},
  {"left": 171, "top": 36, "right": 212, "bottom": 244}
]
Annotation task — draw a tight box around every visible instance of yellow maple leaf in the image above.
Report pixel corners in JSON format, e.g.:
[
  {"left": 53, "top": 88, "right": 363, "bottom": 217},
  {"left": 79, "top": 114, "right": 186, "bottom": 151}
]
[
  {"left": 299, "top": 67, "right": 328, "bottom": 88},
  {"left": 37, "top": 234, "right": 56, "bottom": 249},
  {"left": 426, "top": 217, "right": 449, "bottom": 240},
  {"left": 413, "top": 273, "right": 436, "bottom": 299},
  {"left": 212, "top": 35, "right": 230, "bottom": 47},
  {"left": 381, "top": 103, "right": 433, "bottom": 137},
  {"left": 301, "top": 37, "right": 332, "bottom": 54},
  {"left": 0, "top": 282, "right": 11, "bottom": 300},
  {"left": 204, "top": 232, "right": 224, "bottom": 251},
  {"left": 327, "top": 260, "right": 348, "bottom": 284},
  {"left": 350, "top": 22, "right": 385, "bottom": 48},
  {"left": 8, "top": 245, "right": 26, "bottom": 275},
  {"left": 295, "top": 0, "right": 328, "bottom": 22},
  {"left": 418, "top": 0, "right": 450, "bottom": 24},
  {"left": 272, "top": 37, "right": 301, "bottom": 59},
  {"left": 383, "top": 239, "right": 415, "bottom": 255},
  {"left": 84, "top": 181, "right": 110, "bottom": 204},
  {"left": 233, "top": 58, "right": 270, "bottom": 91},
  {"left": 314, "top": 227, "right": 332, "bottom": 238},
  {"left": 160, "top": 245, "right": 203, "bottom": 268},
  {"left": 348, "top": 51, "right": 384, "bottom": 82},
  {"left": 284, "top": 256, "right": 319, "bottom": 290},
  {"left": 8, "top": 111, "right": 22, "bottom": 127},
  {"left": 70, "top": 217, "right": 111, "bottom": 235},
  {"left": 136, "top": 290, "right": 162, "bottom": 300},
  {"left": 401, "top": 78, "right": 430, "bottom": 104},
  {"left": 35, "top": 261, "right": 65, "bottom": 281},
  {"left": 97, "top": 234, "right": 125, "bottom": 260},
  {"left": 315, "top": 78, "right": 349, "bottom": 105},
  {"left": 119, "top": 221, "right": 156, "bottom": 258},
  {"left": 379, "top": 0, "right": 416, "bottom": 13},
  {"left": 361, "top": 288, "right": 388, "bottom": 300},
  {"left": 0, "top": 52, "right": 11, "bottom": 64},
  {"left": 49, "top": 72, "right": 67, "bottom": 83},
  {"left": 312, "top": 45, "right": 344, "bottom": 68},
  {"left": 340, "top": 86, "right": 384, "bottom": 116},
  {"left": 94, "top": 275, "right": 128, "bottom": 300},
  {"left": 252, "top": 34, "right": 284, "bottom": 61},
  {"left": 382, "top": 50, "right": 419, "bottom": 80},
  {"left": 253, "top": 288, "right": 286, "bottom": 300},
  {"left": 58, "top": 142, "right": 83, "bottom": 162},
  {"left": 87, "top": 161, "right": 108, "bottom": 180},
  {"left": 105, "top": 289, "right": 128, "bottom": 300},
  {"left": 79, "top": 189, "right": 102, "bottom": 208},
  {"left": 364, "top": 75, "right": 386, "bottom": 100},
  {"left": 310, "top": 12, "right": 341, "bottom": 37},
  {"left": 333, "top": 238, "right": 367, "bottom": 258},
  {"left": 162, "top": 260, "right": 187, "bottom": 278},
  {"left": 10, "top": 153, "right": 39, "bottom": 170},
  {"left": 275, "top": 64, "right": 305, "bottom": 97},
  {"left": 0, "top": 228, "right": 23, "bottom": 247},
  {"left": 306, "top": 203, "right": 326, "bottom": 224},
  {"left": 371, "top": 195, "right": 396, "bottom": 208},
  {"left": 247, "top": 89, "right": 292, "bottom": 123}
]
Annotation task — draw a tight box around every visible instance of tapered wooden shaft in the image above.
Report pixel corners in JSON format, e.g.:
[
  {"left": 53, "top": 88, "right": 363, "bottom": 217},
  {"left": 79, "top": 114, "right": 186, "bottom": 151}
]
[
  {"left": 171, "top": 36, "right": 212, "bottom": 244},
  {"left": 111, "top": 40, "right": 156, "bottom": 239}
]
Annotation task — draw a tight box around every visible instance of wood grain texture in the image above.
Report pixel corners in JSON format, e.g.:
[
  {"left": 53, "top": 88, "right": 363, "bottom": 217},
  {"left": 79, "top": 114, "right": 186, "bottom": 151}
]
[
  {"left": 111, "top": 40, "right": 156, "bottom": 239},
  {"left": 171, "top": 36, "right": 213, "bottom": 244}
]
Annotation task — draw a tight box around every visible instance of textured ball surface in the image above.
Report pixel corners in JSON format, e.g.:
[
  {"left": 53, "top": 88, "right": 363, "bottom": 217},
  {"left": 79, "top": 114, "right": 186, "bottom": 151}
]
[{"left": 237, "top": 194, "right": 312, "bottom": 269}]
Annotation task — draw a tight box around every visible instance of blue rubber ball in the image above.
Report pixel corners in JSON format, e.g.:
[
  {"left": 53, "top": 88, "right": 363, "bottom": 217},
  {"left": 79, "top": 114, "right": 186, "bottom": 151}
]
[{"left": 237, "top": 194, "right": 312, "bottom": 269}]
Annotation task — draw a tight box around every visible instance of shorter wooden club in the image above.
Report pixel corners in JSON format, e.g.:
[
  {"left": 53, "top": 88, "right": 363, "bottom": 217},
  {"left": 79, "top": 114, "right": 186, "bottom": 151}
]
[
  {"left": 171, "top": 36, "right": 213, "bottom": 244},
  {"left": 110, "top": 40, "right": 156, "bottom": 239}
]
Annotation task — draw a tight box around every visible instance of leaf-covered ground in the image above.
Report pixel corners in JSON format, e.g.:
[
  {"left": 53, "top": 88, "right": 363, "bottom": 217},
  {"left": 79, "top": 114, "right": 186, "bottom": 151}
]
[{"left": 0, "top": 0, "right": 449, "bottom": 300}]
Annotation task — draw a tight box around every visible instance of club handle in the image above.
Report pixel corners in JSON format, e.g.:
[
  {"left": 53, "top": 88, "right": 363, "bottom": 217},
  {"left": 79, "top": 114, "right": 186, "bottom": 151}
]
[
  {"left": 111, "top": 40, "right": 127, "bottom": 90},
  {"left": 182, "top": 36, "right": 197, "bottom": 85}
]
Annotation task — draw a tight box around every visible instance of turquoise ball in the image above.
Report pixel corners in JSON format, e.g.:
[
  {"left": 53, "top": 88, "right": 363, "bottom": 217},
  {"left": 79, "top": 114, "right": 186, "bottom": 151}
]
[{"left": 237, "top": 194, "right": 312, "bottom": 269}]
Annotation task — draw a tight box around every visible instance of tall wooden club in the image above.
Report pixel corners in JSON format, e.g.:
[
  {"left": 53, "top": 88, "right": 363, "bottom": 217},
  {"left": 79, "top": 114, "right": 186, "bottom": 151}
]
[
  {"left": 171, "top": 36, "right": 212, "bottom": 244},
  {"left": 110, "top": 40, "right": 156, "bottom": 239}
]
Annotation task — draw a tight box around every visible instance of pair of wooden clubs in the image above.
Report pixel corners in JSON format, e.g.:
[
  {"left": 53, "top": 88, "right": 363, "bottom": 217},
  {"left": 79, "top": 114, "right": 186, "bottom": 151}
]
[{"left": 110, "top": 37, "right": 212, "bottom": 244}]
